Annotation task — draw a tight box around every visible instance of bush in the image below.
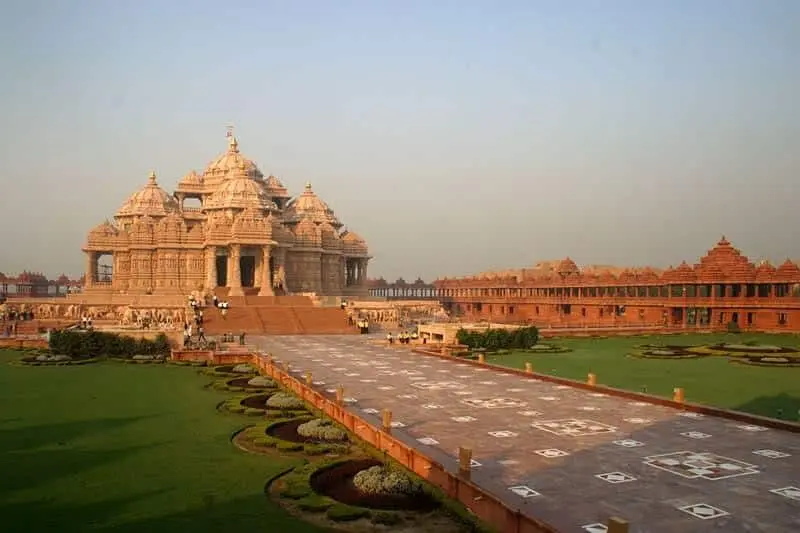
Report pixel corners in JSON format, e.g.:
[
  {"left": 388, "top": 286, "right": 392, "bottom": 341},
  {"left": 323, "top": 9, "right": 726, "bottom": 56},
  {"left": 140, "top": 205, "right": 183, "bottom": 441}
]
[
  {"left": 266, "top": 392, "right": 305, "bottom": 410},
  {"left": 303, "top": 443, "right": 336, "bottom": 455},
  {"left": 353, "top": 465, "right": 422, "bottom": 496},
  {"left": 276, "top": 441, "right": 304, "bottom": 452},
  {"left": 456, "top": 326, "right": 538, "bottom": 351},
  {"left": 253, "top": 436, "right": 277, "bottom": 448},
  {"left": 281, "top": 483, "right": 312, "bottom": 500},
  {"left": 326, "top": 503, "right": 370, "bottom": 522},
  {"left": 297, "top": 419, "right": 348, "bottom": 441},
  {"left": 48, "top": 329, "right": 170, "bottom": 359},
  {"left": 297, "top": 495, "right": 333, "bottom": 513}
]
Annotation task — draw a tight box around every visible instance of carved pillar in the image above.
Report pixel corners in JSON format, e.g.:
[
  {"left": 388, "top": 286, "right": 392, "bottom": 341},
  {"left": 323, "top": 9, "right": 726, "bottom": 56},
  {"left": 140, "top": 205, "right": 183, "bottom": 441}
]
[
  {"left": 358, "top": 258, "right": 367, "bottom": 285},
  {"left": 259, "top": 246, "right": 274, "bottom": 296},
  {"left": 228, "top": 244, "right": 244, "bottom": 296},
  {"left": 84, "top": 251, "right": 95, "bottom": 288},
  {"left": 205, "top": 246, "right": 217, "bottom": 290}
]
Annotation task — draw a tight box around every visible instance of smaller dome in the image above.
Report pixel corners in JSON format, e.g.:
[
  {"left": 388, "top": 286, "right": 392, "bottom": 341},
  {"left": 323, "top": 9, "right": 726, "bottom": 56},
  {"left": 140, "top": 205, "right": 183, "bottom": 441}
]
[
  {"left": 205, "top": 162, "right": 276, "bottom": 211},
  {"left": 341, "top": 229, "right": 368, "bottom": 255},
  {"left": 178, "top": 169, "right": 203, "bottom": 187},
  {"left": 116, "top": 172, "right": 179, "bottom": 218},
  {"left": 556, "top": 257, "right": 580, "bottom": 275},
  {"left": 294, "top": 218, "right": 321, "bottom": 248},
  {"left": 285, "top": 182, "right": 341, "bottom": 227}
]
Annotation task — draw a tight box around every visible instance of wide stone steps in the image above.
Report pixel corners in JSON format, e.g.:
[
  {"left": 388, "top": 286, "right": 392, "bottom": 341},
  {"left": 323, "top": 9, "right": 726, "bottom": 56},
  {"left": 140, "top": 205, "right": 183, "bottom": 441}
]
[{"left": 201, "top": 305, "right": 355, "bottom": 336}]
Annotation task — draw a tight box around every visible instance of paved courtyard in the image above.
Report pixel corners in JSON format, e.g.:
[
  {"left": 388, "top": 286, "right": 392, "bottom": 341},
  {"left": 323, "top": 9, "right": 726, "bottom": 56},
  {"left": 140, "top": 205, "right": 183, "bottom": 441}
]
[{"left": 254, "top": 335, "right": 800, "bottom": 533}]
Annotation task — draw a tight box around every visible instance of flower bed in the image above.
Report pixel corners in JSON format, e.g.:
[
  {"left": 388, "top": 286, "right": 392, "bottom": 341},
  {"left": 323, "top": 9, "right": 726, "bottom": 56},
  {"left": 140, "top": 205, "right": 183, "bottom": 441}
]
[
  {"left": 730, "top": 356, "right": 800, "bottom": 367},
  {"left": 211, "top": 375, "right": 277, "bottom": 393},
  {"left": 629, "top": 345, "right": 705, "bottom": 359},
  {"left": 310, "top": 459, "right": 437, "bottom": 512},
  {"left": 220, "top": 392, "right": 308, "bottom": 418},
  {"left": 235, "top": 417, "right": 350, "bottom": 456},
  {"left": 525, "top": 343, "right": 572, "bottom": 354},
  {"left": 16, "top": 352, "right": 100, "bottom": 366},
  {"left": 204, "top": 364, "right": 257, "bottom": 378}
]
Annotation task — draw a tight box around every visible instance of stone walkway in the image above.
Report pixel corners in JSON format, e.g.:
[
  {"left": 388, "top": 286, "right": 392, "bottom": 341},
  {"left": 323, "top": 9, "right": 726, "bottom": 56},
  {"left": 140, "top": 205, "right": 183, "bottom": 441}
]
[{"left": 254, "top": 335, "right": 800, "bottom": 533}]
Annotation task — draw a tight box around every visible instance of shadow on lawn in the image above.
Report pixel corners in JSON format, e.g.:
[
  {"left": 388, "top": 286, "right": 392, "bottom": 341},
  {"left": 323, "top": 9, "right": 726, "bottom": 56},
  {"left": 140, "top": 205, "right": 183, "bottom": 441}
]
[
  {"left": 0, "top": 417, "right": 160, "bottom": 494},
  {"left": 735, "top": 393, "right": 800, "bottom": 421},
  {"left": 2, "top": 492, "right": 328, "bottom": 533}
]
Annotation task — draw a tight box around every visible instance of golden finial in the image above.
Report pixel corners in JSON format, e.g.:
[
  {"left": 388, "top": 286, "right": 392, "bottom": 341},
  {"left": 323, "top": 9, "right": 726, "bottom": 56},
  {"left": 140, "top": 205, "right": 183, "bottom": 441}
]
[
  {"left": 304, "top": 182, "right": 312, "bottom": 190},
  {"left": 148, "top": 170, "right": 157, "bottom": 184},
  {"left": 226, "top": 125, "right": 239, "bottom": 151}
]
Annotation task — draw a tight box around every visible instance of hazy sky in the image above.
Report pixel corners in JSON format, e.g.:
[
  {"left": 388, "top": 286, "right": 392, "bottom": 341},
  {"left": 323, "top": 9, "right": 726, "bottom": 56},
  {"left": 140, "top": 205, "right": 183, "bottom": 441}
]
[{"left": 0, "top": 1, "right": 797, "bottom": 281}]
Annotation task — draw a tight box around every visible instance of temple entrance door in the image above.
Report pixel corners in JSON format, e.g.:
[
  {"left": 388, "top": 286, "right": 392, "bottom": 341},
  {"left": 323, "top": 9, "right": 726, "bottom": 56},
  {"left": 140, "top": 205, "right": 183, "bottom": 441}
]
[
  {"left": 216, "top": 256, "right": 227, "bottom": 287},
  {"left": 240, "top": 256, "right": 256, "bottom": 287}
]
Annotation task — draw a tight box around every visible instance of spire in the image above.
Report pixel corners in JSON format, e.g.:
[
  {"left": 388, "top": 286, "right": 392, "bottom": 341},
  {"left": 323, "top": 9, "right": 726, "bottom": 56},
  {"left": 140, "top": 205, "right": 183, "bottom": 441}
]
[
  {"left": 226, "top": 125, "right": 239, "bottom": 152},
  {"left": 148, "top": 170, "right": 157, "bottom": 184},
  {"left": 304, "top": 182, "right": 312, "bottom": 191}
]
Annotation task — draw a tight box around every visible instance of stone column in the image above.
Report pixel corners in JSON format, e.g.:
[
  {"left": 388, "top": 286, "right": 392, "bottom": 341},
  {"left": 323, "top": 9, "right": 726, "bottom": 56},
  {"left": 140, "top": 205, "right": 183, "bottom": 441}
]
[
  {"left": 258, "top": 246, "right": 274, "bottom": 296},
  {"left": 84, "top": 251, "right": 95, "bottom": 289},
  {"left": 205, "top": 247, "right": 217, "bottom": 290},
  {"left": 228, "top": 244, "right": 244, "bottom": 296}
]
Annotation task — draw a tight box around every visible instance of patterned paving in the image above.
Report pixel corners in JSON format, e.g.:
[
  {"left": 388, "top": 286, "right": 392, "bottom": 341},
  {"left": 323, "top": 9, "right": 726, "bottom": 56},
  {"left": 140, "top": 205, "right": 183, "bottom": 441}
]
[{"left": 254, "top": 335, "right": 800, "bottom": 533}]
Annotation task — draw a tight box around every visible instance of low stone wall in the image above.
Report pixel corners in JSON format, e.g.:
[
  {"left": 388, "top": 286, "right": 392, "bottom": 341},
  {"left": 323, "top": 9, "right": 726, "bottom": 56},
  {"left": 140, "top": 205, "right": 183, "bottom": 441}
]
[{"left": 0, "top": 338, "right": 48, "bottom": 350}]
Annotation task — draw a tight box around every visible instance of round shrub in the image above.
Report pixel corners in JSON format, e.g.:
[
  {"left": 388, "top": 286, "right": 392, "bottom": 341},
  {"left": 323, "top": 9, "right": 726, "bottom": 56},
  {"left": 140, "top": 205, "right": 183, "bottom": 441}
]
[
  {"left": 266, "top": 392, "right": 305, "bottom": 410},
  {"left": 247, "top": 376, "right": 273, "bottom": 387},
  {"left": 297, "top": 419, "right": 348, "bottom": 441},
  {"left": 353, "top": 465, "right": 422, "bottom": 496},
  {"left": 232, "top": 364, "right": 255, "bottom": 374}
]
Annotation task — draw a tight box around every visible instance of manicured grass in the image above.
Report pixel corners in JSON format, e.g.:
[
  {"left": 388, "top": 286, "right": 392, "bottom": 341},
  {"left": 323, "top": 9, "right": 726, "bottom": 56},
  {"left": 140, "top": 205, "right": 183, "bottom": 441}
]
[
  {"left": 0, "top": 350, "right": 328, "bottom": 533},
  {"left": 487, "top": 333, "right": 800, "bottom": 421}
]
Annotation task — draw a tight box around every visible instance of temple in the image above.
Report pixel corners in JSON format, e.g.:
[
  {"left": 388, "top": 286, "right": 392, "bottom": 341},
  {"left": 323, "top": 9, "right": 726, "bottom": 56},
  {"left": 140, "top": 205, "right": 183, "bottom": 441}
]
[
  {"left": 433, "top": 238, "right": 800, "bottom": 331},
  {"left": 81, "top": 130, "right": 370, "bottom": 299}
]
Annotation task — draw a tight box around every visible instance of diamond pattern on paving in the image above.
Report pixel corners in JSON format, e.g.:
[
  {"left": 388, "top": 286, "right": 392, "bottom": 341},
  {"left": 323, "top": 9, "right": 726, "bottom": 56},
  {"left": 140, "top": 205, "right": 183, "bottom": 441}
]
[
  {"left": 752, "top": 449, "right": 790, "bottom": 459},
  {"left": 681, "top": 431, "right": 711, "bottom": 439},
  {"left": 595, "top": 472, "right": 636, "bottom": 484},
  {"left": 488, "top": 430, "right": 518, "bottom": 438},
  {"left": 417, "top": 437, "right": 439, "bottom": 446},
  {"left": 614, "top": 439, "right": 645, "bottom": 448},
  {"left": 532, "top": 419, "right": 617, "bottom": 437},
  {"left": 461, "top": 397, "right": 528, "bottom": 409},
  {"left": 581, "top": 524, "right": 607, "bottom": 533},
  {"left": 644, "top": 451, "right": 759, "bottom": 480},
  {"left": 770, "top": 486, "right": 800, "bottom": 500},
  {"left": 535, "top": 448, "right": 569, "bottom": 458},
  {"left": 678, "top": 503, "right": 729, "bottom": 520},
  {"left": 509, "top": 485, "right": 540, "bottom": 498}
]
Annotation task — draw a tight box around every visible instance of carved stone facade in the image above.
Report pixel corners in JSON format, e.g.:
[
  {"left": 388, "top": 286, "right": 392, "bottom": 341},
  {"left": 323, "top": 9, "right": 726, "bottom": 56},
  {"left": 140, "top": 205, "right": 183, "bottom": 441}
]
[
  {"left": 434, "top": 237, "right": 800, "bottom": 332},
  {"left": 81, "top": 130, "right": 370, "bottom": 298}
]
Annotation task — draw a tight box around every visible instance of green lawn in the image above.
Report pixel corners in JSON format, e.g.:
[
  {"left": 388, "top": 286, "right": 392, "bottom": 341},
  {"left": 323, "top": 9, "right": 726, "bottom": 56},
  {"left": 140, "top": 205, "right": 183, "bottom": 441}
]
[
  {"left": 487, "top": 333, "right": 800, "bottom": 421},
  {"left": 0, "top": 351, "right": 327, "bottom": 533}
]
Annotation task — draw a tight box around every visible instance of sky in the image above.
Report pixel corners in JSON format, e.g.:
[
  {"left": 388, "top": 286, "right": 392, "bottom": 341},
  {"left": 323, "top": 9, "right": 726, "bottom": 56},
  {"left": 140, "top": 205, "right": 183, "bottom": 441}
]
[{"left": 0, "top": 0, "right": 798, "bottom": 281}]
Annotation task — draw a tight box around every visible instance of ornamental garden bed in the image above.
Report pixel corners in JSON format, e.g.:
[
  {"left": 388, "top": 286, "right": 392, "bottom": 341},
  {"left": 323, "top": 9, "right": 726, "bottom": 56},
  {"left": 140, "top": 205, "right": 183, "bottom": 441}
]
[
  {"left": 204, "top": 363, "right": 257, "bottom": 378},
  {"left": 220, "top": 392, "right": 309, "bottom": 417},
  {"left": 630, "top": 342, "right": 800, "bottom": 362},
  {"left": 310, "top": 459, "right": 438, "bottom": 512},
  {"left": 16, "top": 353, "right": 100, "bottom": 366},
  {"left": 234, "top": 417, "right": 350, "bottom": 456},
  {"left": 210, "top": 375, "right": 277, "bottom": 392},
  {"left": 267, "top": 459, "right": 469, "bottom": 532}
]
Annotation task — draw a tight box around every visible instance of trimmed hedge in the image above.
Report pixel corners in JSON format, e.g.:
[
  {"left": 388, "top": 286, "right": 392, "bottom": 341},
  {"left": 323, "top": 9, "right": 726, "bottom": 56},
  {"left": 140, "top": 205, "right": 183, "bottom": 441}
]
[
  {"left": 456, "top": 326, "right": 538, "bottom": 351},
  {"left": 49, "top": 329, "right": 170, "bottom": 359}
]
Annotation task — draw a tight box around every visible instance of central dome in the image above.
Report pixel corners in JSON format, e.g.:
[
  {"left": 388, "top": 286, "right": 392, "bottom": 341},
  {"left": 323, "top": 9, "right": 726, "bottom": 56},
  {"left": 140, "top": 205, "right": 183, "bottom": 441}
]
[
  {"left": 116, "top": 171, "right": 179, "bottom": 218},
  {"left": 203, "top": 130, "right": 263, "bottom": 180},
  {"left": 205, "top": 162, "right": 276, "bottom": 211}
]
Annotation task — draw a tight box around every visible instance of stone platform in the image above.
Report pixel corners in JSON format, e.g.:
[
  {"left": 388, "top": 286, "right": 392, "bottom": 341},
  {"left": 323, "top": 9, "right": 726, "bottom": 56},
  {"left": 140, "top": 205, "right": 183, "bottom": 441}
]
[{"left": 255, "top": 335, "right": 800, "bottom": 533}]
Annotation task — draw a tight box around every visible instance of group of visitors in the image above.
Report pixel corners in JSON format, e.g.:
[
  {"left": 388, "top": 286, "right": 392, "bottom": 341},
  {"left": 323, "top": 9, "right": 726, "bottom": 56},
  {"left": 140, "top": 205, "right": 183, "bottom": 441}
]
[
  {"left": 185, "top": 294, "right": 206, "bottom": 346},
  {"left": 79, "top": 316, "right": 94, "bottom": 329},
  {"left": 211, "top": 295, "right": 230, "bottom": 318},
  {"left": 356, "top": 318, "right": 370, "bottom": 334},
  {"left": 0, "top": 308, "right": 34, "bottom": 321},
  {"left": 386, "top": 330, "right": 418, "bottom": 344}
]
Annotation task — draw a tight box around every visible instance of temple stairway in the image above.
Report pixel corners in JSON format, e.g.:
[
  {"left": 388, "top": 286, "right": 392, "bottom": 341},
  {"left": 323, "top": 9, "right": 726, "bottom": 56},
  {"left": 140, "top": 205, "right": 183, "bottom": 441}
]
[{"left": 203, "top": 287, "right": 356, "bottom": 336}]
